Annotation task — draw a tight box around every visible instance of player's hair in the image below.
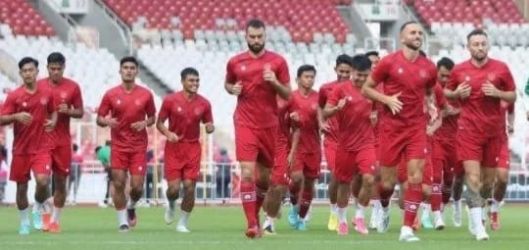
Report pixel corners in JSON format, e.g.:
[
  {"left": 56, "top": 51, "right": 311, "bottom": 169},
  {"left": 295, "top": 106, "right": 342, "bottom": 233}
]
[
  {"left": 466, "top": 29, "right": 488, "bottom": 41},
  {"left": 181, "top": 67, "right": 199, "bottom": 80},
  {"left": 246, "top": 19, "right": 265, "bottom": 31},
  {"left": 120, "top": 56, "right": 139, "bottom": 67},
  {"left": 47, "top": 52, "right": 66, "bottom": 65},
  {"left": 351, "top": 55, "right": 372, "bottom": 71},
  {"left": 400, "top": 21, "right": 418, "bottom": 32},
  {"left": 365, "top": 51, "right": 379, "bottom": 58},
  {"left": 437, "top": 57, "right": 455, "bottom": 70},
  {"left": 95, "top": 146, "right": 101, "bottom": 154},
  {"left": 105, "top": 140, "right": 111, "bottom": 146},
  {"left": 18, "top": 57, "right": 38, "bottom": 69},
  {"left": 335, "top": 54, "right": 353, "bottom": 68},
  {"left": 296, "top": 64, "right": 317, "bottom": 78}
]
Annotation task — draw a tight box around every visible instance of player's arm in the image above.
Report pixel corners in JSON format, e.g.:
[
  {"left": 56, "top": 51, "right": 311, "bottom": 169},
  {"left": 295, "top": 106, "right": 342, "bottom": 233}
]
[
  {"left": 287, "top": 127, "right": 300, "bottom": 168},
  {"left": 322, "top": 101, "right": 346, "bottom": 119},
  {"left": 203, "top": 102, "right": 215, "bottom": 134},
  {"left": 268, "top": 79, "right": 291, "bottom": 100},
  {"left": 156, "top": 99, "right": 179, "bottom": 142},
  {"left": 265, "top": 59, "right": 291, "bottom": 100},
  {"left": 0, "top": 112, "right": 32, "bottom": 125},
  {"left": 361, "top": 76, "right": 402, "bottom": 115},
  {"left": 44, "top": 111, "right": 58, "bottom": 132},
  {"left": 96, "top": 93, "right": 118, "bottom": 128},
  {"left": 426, "top": 115, "right": 443, "bottom": 136}
]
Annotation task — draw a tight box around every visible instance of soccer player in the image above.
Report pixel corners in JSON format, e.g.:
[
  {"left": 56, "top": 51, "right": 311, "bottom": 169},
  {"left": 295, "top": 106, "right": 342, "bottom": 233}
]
[
  {"left": 224, "top": 19, "right": 290, "bottom": 238},
  {"left": 286, "top": 65, "right": 320, "bottom": 231},
  {"left": 37, "top": 52, "right": 84, "bottom": 232},
  {"left": 444, "top": 29, "right": 516, "bottom": 240},
  {"left": 323, "top": 55, "right": 375, "bottom": 235},
  {"left": 0, "top": 57, "right": 57, "bottom": 235},
  {"left": 318, "top": 54, "right": 354, "bottom": 231},
  {"left": 361, "top": 21, "right": 437, "bottom": 242},
  {"left": 96, "top": 56, "right": 156, "bottom": 232},
  {"left": 158, "top": 68, "right": 214, "bottom": 233}
]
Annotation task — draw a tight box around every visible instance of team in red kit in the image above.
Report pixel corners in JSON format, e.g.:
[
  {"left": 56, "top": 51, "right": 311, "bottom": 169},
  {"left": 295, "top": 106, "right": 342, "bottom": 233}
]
[{"left": 0, "top": 18, "right": 518, "bottom": 242}]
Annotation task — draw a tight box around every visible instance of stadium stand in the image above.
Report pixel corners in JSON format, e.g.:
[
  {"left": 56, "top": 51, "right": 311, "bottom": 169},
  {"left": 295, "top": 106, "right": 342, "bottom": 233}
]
[{"left": 0, "top": 0, "right": 55, "bottom": 36}]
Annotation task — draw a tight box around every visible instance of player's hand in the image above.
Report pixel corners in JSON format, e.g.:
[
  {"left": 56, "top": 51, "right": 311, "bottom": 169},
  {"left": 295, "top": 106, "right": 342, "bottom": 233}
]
[
  {"left": 58, "top": 103, "right": 70, "bottom": 114},
  {"left": 130, "top": 120, "right": 147, "bottom": 131},
  {"left": 105, "top": 117, "right": 119, "bottom": 128},
  {"left": 456, "top": 81, "right": 471, "bottom": 99},
  {"left": 426, "top": 125, "right": 435, "bottom": 136},
  {"left": 319, "top": 121, "right": 330, "bottom": 133},
  {"left": 385, "top": 92, "right": 403, "bottom": 115},
  {"left": 287, "top": 152, "right": 295, "bottom": 168},
  {"left": 289, "top": 111, "right": 300, "bottom": 122},
  {"left": 370, "top": 111, "right": 378, "bottom": 126},
  {"left": 446, "top": 106, "right": 460, "bottom": 116},
  {"left": 263, "top": 65, "right": 278, "bottom": 83},
  {"left": 336, "top": 98, "right": 347, "bottom": 110},
  {"left": 44, "top": 119, "right": 56, "bottom": 132},
  {"left": 231, "top": 81, "right": 242, "bottom": 96},
  {"left": 15, "top": 112, "right": 32, "bottom": 125},
  {"left": 427, "top": 102, "right": 438, "bottom": 123},
  {"left": 166, "top": 132, "right": 180, "bottom": 143},
  {"left": 482, "top": 81, "right": 499, "bottom": 97}
]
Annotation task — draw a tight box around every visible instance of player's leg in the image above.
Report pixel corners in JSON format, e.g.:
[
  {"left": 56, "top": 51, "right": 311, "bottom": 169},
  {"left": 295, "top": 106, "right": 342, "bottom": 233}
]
[
  {"left": 334, "top": 149, "right": 353, "bottom": 235},
  {"left": 430, "top": 159, "right": 444, "bottom": 230},
  {"left": 111, "top": 168, "right": 129, "bottom": 231},
  {"left": 297, "top": 175, "right": 315, "bottom": 231},
  {"left": 11, "top": 155, "right": 31, "bottom": 234},
  {"left": 377, "top": 165, "right": 397, "bottom": 233},
  {"left": 127, "top": 173, "right": 145, "bottom": 227},
  {"left": 463, "top": 160, "right": 488, "bottom": 239},
  {"left": 177, "top": 179, "right": 196, "bottom": 232},
  {"left": 480, "top": 167, "right": 496, "bottom": 223},
  {"left": 490, "top": 167, "right": 508, "bottom": 230},
  {"left": 73, "top": 164, "right": 82, "bottom": 203},
  {"left": 288, "top": 159, "right": 304, "bottom": 228},
  {"left": 263, "top": 145, "right": 289, "bottom": 234},
  {"left": 368, "top": 168, "right": 382, "bottom": 230},
  {"left": 165, "top": 179, "right": 181, "bottom": 225},
  {"left": 164, "top": 144, "right": 185, "bottom": 225},
  {"left": 32, "top": 154, "right": 52, "bottom": 231},
  {"left": 420, "top": 157, "right": 434, "bottom": 230},
  {"left": 324, "top": 142, "right": 339, "bottom": 231},
  {"left": 49, "top": 146, "right": 72, "bottom": 232},
  {"left": 398, "top": 158, "right": 424, "bottom": 242},
  {"left": 255, "top": 160, "right": 271, "bottom": 228},
  {"left": 451, "top": 166, "right": 464, "bottom": 227}
]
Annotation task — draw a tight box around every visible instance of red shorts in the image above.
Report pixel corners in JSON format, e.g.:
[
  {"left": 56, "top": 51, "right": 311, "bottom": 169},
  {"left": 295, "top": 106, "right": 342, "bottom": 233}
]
[
  {"left": 323, "top": 140, "right": 337, "bottom": 172},
  {"left": 335, "top": 147, "right": 377, "bottom": 183},
  {"left": 235, "top": 125, "right": 276, "bottom": 167},
  {"left": 432, "top": 138, "right": 462, "bottom": 178},
  {"left": 456, "top": 132, "right": 501, "bottom": 167},
  {"left": 484, "top": 136, "right": 510, "bottom": 169},
  {"left": 10, "top": 153, "right": 52, "bottom": 183},
  {"left": 111, "top": 149, "right": 147, "bottom": 176},
  {"left": 291, "top": 151, "right": 321, "bottom": 179},
  {"left": 379, "top": 124, "right": 427, "bottom": 167},
  {"left": 50, "top": 145, "right": 72, "bottom": 177},
  {"left": 164, "top": 142, "right": 201, "bottom": 181},
  {"left": 271, "top": 140, "right": 290, "bottom": 186},
  {"left": 398, "top": 157, "right": 433, "bottom": 185}
]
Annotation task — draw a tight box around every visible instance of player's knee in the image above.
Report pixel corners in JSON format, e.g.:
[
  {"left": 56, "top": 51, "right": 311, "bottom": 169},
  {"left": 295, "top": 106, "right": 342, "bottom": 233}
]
[
  {"left": 362, "top": 174, "right": 375, "bottom": 187},
  {"left": 291, "top": 174, "right": 303, "bottom": 185}
]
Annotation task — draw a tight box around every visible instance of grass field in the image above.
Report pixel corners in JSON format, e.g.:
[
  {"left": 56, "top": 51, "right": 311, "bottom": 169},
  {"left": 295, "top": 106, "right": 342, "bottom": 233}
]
[{"left": 0, "top": 204, "right": 528, "bottom": 250}]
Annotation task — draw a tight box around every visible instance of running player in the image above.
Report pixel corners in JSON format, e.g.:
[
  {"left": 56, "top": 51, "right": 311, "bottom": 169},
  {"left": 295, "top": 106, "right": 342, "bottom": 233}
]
[
  {"left": 444, "top": 29, "right": 516, "bottom": 240},
  {"left": 362, "top": 21, "right": 437, "bottom": 242},
  {"left": 224, "top": 19, "right": 291, "bottom": 238},
  {"left": 0, "top": 57, "right": 57, "bottom": 235},
  {"left": 96, "top": 56, "right": 156, "bottom": 232},
  {"left": 158, "top": 68, "right": 214, "bottom": 233}
]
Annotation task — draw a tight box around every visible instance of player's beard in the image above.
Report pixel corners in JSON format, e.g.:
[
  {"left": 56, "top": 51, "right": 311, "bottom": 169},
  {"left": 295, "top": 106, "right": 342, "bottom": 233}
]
[
  {"left": 404, "top": 39, "right": 422, "bottom": 51},
  {"left": 248, "top": 42, "right": 264, "bottom": 54},
  {"left": 472, "top": 52, "right": 487, "bottom": 62}
]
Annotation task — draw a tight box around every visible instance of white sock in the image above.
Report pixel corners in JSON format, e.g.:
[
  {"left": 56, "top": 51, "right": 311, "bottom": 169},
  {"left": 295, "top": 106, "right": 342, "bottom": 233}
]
[
  {"left": 179, "top": 210, "right": 190, "bottom": 226},
  {"left": 168, "top": 200, "right": 176, "bottom": 210},
  {"left": 330, "top": 203, "right": 337, "bottom": 214},
  {"left": 117, "top": 209, "right": 128, "bottom": 226},
  {"left": 19, "top": 207, "right": 30, "bottom": 225},
  {"left": 470, "top": 207, "right": 484, "bottom": 231},
  {"left": 33, "top": 202, "right": 42, "bottom": 213},
  {"left": 421, "top": 203, "right": 431, "bottom": 218},
  {"left": 454, "top": 200, "right": 461, "bottom": 212},
  {"left": 127, "top": 199, "right": 137, "bottom": 210},
  {"left": 51, "top": 206, "right": 61, "bottom": 223},
  {"left": 372, "top": 199, "right": 381, "bottom": 209},
  {"left": 433, "top": 210, "right": 442, "bottom": 220},
  {"left": 337, "top": 206, "right": 347, "bottom": 223},
  {"left": 265, "top": 216, "right": 275, "bottom": 228},
  {"left": 355, "top": 205, "right": 365, "bottom": 219},
  {"left": 490, "top": 199, "right": 500, "bottom": 213}
]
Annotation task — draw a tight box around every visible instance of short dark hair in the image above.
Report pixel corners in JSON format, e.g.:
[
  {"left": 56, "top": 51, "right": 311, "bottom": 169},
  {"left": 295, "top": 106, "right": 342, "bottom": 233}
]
[
  {"left": 47, "top": 52, "right": 65, "bottom": 65},
  {"left": 181, "top": 67, "right": 199, "bottom": 80},
  {"left": 400, "top": 21, "right": 418, "bottom": 32},
  {"left": 246, "top": 19, "right": 265, "bottom": 31},
  {"left": 296, "top": 64, "right": 317, "bottom": 78},
  {"left": 335, "top": 54, "right": 353, "bottom": 68},
  {"left": 120, "top": 56, "right": 138, "bottom": 67},
  {"left": 105, "top": 140, "right": 111, "bottom": 146},
  {"left": 18, "top": 57, "right": 38, "bottom": 69},
  {"left": 437, "top": 57, "right": 455, "bottom": 70},
  {"left": 73, "top": 143, "right": 79, "bottom": 152},
  {"left": 365, "top": 51, "right": 379, "bottom": 58},
  {"left": 467, "top": 29, "right": 488, "bottom": 41},
  {"left": 95, "top": 146, "right": 101, "bottom": 154},
  {"left": 351, "top": 55, "right": 372, "bottom": 71}
]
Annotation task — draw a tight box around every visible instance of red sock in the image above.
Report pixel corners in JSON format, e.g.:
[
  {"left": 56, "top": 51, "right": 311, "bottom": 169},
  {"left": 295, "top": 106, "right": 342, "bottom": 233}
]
[
  {"left": 289, "top": 182, "right": 300, "bottom": 206},
  {"left": 255, "top": 186, "right": 266, "bottom": 226},
  {"left": 240, "top": 181, "right": 257, "bottom": 228},
  {"left": 378, "top": 183, "right": 394, "bottom": 208},
  {"left": 403, "top": 183, "right": 422, "bottom": 227},
  {"left": 431, "top": 183, "right": 442, "bottom": 212},
  {"left": 442, "top": 182, "right": 452, "bottom": 205},
  {"left": 299, "top": 188, "right": 313, "bottom": 219}
]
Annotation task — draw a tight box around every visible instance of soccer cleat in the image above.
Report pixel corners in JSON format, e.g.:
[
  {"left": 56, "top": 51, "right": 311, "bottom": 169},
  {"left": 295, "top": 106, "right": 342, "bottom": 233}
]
[
  {"left": 475, "top": 229, "right": 490, "bottom": 241},
  {"left": 245, "top": 225, "right": 260, "bottom": 239},
  {"left": 420, "top": 212, "right": 433, "bottom": 229},
  {"left": 48, "top": 222, "right": 61, "bottom": 233},
  {"left": 127, "top": 208, "right": 137, "bottom": 227},
  {"left": 18, "top": 223, "right": 31, "bottom": 235},
  {"left": 42, "top": 212, "right": 51, "bottom": 231},
  {"left": 452, "top": 201, "right": 462, "bottom": 227},
  {"left": 369, "top": 207, "right": 380, "bottom": 229},
  {"left": 337, "top": 222, "right": 349, "bottom": 236},
  {"left": 490, "top": 212, "right": 500, "bottom": 231},
  {"left": 98, "top": 200, "right": 108, "bottom": 208},
  {"left": 288, "top": 205, "right": 300, "bottom": 228},
  {"left": 262, "top": 218, "right": 276, "bottom": 235},
  {"left": 327, "top": 212, "right": 338, "bottom": 231},
  {"left": 176, "top": 224, "right": 190, "bottom": 233},
  {"left": 434, "top": 214, "right": 445, "bottom": 230},
  {"left": 399, "top": 226, "right": 420, "bottom": 242},
  {"left": 32, "top": 211, "right": 43, "bottom": 230},
  {"left": 118, "top": 224, "right": 130, "bottom": 233},
  {"left": 164, "top": 206, "right": 175, "bottom": 225},
  {"left": 296, "top": 220, "right": 307, "bottom": 231},
  {"left": 377, "top": 208, "right": 390, "bottom": 233},
  {"left": 353, "top": 218, "right": 369, "bottom": 235}
]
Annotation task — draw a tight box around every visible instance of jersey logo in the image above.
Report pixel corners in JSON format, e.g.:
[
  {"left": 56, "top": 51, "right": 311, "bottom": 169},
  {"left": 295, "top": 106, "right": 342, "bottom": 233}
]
[
  {"left": 116, "top": 99, "right": 121, "bottom": 105},
  {"left": 487, "top": 73, "right": 496, "bottom": 82},
  {"left": 60, "top": 91, "right": 67, "bottom": 99},
  {"left": 176, "top": 106, "right": 182, "bottom": 112},
  {"left": 22, "top": 102, "right": 28, "bottom": 107},
  {"left": 464, "top": 75, "right": 471, "bottom": 82},
  {"left": 134, "top": 100, "right": 141, "bottom": 106},
  {"left": 194, "top": 107, "right": 202, "bottom": 115},
  {"left": 240, "top": 65, "right": 247, "bottom": 71},
  {"left": 419, "top": 70, "right": 427, "bottom": 79},
  {"left": 40, "top": 97, "right": 48, "bottom": 105},
  {"left": 398, "top": 67, "right": 403, "bottom": 74}
]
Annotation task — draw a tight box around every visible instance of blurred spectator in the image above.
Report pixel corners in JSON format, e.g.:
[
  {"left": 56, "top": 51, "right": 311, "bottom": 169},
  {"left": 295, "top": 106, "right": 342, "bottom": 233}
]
[
  {"left": 97, "top": 140, "right": 112, "bottom": 207},
  {"left": 144, "top": 149, "right": 155, "bottom": 206},
  {"left": 215, "top": 148, "right": 231, "bottom": 198},
  {"left": 0, "top": 140, "right": 7, "bottom": 203},
  {"left": 68, "top": 143, "right": 84, "bottom": 205}
]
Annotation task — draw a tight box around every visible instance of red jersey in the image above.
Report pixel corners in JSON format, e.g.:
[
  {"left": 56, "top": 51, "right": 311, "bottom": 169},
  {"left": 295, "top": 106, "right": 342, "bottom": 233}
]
[
  {"left": 277, "top": 97, "right": 296, "bottom": 144},
  {"left": 158, "top": 91, "right": 213, "bottom": 144},
  {"left": 328, "top": 81, "right": 375, "bottom": 151},
  {"left": 97, "top": 84, "right": 156, "bottom": 152},
  {"left": 225, "top": 50, "right": 290, "bottom": 129},
  {"left": 1, "top": 84, "right": 54, "bottom": 155},
  {"left": 291, "top": 89, "right": 320, "bottom": 154},
  {"left": 428, "top": 83, "right": 447, "bottom": 121},
  {"left": 318, "top": 80, "right": 342, "bottom": 145},
  {"left": 38, "top": 77, "right": 83, "bottom": 147},
  {"left": 447, "top": 59, "right": 516, "bottom": 137},
  {"left": 371, "top": 51, "right": 437, "bottom": 127}
]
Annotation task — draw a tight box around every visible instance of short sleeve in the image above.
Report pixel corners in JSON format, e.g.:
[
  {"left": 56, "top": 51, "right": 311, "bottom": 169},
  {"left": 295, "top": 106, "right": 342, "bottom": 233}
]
[
  {"left": 434, "top": 84, "right": 446, "bottom": 109},
  {"left": 202, "top": 100, "right": 214, "bottom": 124},
  {"left": 0, "top": 92, "right": 16, "bottom": 115},
  {"left": 225, "top": 59, "right": 236, "bottom": 83},
  {"left": 158, "top": 97, "right": 171, "bottom": 121},
  {"left": 97, "top": 92, "right": 111, "bottom": 117},
  {"left": 276, "top": 57, "right": 290, "bottom": 86},
  {"left": 427, "top": 64, "right": 438, "bottom": 89},
  {"left": 500, "top": 64, "right": 516, "bottom": 92},
  {"left": 145, "top": 92, "right": 156, "bottom": 118},
  {"left": 72, "top": 84, "right": 83, "bottom": 109},
  {"left": 446, "top": 66, "right": 460, "bottom": 90},
  {"left": 318, "top": 86, "right": 328, "bottom": 108},
  {"left": 327, "top": 85, "right": 343, "bottom": 106},
  {"left": 371, "top": 56, "right": 391, "bottom": 84}
]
